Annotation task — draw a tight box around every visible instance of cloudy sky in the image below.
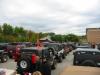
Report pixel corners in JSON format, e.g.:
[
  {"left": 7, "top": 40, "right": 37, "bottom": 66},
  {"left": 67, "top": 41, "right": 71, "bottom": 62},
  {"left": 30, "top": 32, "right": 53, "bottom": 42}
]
[{"left": 0, "top": 0, "right": 100, "bottom": 35}]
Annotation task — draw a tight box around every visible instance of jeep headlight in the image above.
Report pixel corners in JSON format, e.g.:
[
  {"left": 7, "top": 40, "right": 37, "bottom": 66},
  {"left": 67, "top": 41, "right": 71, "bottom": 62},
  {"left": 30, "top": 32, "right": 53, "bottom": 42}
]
[
  {"left": 93, "top": 52, "right": 96, "bottom": 55},
  {"left": 77, "top": 52, "right": 80, "bottom": 55}
]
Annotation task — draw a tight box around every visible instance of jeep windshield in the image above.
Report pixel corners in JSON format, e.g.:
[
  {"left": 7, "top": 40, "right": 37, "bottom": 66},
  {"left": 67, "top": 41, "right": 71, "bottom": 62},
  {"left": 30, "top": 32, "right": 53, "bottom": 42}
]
[
  {"left": 9, "top": 42, "right": 23, "bottom": 45},
  {"left": 76, "top": 44, "right": 91, "bottom": 48}
]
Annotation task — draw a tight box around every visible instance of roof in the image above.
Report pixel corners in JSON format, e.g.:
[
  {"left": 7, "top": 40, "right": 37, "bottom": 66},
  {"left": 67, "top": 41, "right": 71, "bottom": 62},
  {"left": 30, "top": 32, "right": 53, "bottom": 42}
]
[
  {"left": 40, "top": 35, "right": 52, "bottom": 41},
  {"left": 21, "top": 47, "right": 48, "bottom": 50},
  {"left": 75, "top": 48, "right": 100, "bottom": 52}
]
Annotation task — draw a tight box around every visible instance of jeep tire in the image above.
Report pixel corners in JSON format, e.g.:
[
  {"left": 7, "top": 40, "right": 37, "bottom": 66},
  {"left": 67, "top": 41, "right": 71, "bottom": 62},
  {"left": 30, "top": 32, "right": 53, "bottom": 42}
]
[
  {"left": 62, "top": 54, "right": 66, "bottom": 59},
  {"left": 81, "top": 60, "right": 97, "bottom": 67},
  {"left": 51, "top": 59, "right": 57, "bottom": 70},
  {"left": 58, "top": 56, "right": 62, "bottom": 63},
  {"left": 1, "top": 54, "right": 8, "bottom": 63},
  {"left": 17, "top": 58, "right": 31, "bottom": 71},
  {"left": 40, "top": 62, "right": 51, "bottom": 75}
]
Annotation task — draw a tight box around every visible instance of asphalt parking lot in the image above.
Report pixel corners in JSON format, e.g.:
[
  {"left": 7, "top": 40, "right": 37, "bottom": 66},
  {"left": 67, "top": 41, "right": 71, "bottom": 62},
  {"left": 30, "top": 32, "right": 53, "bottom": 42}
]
[{"left": 0, "top": 52, "right": 74, "bottom": 75}]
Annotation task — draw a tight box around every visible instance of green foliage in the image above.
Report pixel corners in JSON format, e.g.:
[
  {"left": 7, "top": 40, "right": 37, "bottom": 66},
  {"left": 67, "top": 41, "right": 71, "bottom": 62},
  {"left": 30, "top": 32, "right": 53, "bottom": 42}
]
[
  {"left": 0, "top": 23, "right": 51, "bottom": 42},
  {"left": 0, "top": 26, "right": 2, "bottom": 33},
  {"left": 0, "top": 23, "right": 81, "bottom": 43},
  {"left": 2, "top": 23, "right": 14, "bottom": 35},
  {"left": 51, "top": 34, "right": 80, "bottom": 43},
  {"left": 65, "top": 34, "right": 80, "bottom": 42},
  {"left": 48, "top": 32, "right": 55, "bottom": 36}
]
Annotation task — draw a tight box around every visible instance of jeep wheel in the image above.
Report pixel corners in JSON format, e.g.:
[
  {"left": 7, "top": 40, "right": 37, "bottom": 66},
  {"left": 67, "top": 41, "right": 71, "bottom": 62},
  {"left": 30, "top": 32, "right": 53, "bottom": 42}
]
[
  {"left": 73, "top": 60, "right": 76, "bottom": 65},
  {"left": 81, "top": 60, "right": 96, "bottom": 67},
  {"left": 51, "top": 59, "right": 57, "bottom": 70},
  {"left": 1, "top": 54, "right": 9, "bottom": 63},
  {"left": 40, "top": 62, "right": 51, "bottom": 75},
  {"left": 58, "top": 56, "right": 62, "bottom": 63},
  {"left": 62, "top": 54, "right": 65, "bottom": 59},
  {"left": 73, "top": 57, "right": 77, "bottom": 65},
  {"left": 17, "top": 58, "right": 31, "bottom": 71}
]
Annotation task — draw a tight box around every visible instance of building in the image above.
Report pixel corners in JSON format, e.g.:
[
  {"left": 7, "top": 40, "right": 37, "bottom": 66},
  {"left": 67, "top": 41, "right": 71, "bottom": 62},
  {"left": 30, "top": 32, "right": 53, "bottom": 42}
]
[
  {"left": 39, "top": 35, "right": 54, "bottom": 43},
  {"left": 86, "top": 28, "right": 100, "bottom": 44}
]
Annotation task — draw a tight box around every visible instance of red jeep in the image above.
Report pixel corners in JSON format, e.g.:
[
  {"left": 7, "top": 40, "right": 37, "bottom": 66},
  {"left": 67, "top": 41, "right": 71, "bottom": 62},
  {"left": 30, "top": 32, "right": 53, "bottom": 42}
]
[{"left": 6, "top": 42, "right": 25, "bottom": 58}]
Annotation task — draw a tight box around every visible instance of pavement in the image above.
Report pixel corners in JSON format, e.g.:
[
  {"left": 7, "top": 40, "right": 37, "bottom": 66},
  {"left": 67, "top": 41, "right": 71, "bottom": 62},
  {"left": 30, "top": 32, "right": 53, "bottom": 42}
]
[
  {"left": 0, "top": 51, "right": 82, "bottom": 75},
  {"left": 60, "top": 66, "right": 100, "bottom": 75},
  {"left": 0, "top": 59, "right": 16, "bottom": 70},
  {"left": 52, "top": 51, "right": 74, "bottom": 75}
]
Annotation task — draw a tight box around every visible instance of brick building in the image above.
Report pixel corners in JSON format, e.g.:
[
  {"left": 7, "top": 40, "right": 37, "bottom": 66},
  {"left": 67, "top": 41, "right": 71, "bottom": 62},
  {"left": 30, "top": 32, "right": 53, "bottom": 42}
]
[{"left": 86, "top": 28, "right": 100, "bottom": 44}]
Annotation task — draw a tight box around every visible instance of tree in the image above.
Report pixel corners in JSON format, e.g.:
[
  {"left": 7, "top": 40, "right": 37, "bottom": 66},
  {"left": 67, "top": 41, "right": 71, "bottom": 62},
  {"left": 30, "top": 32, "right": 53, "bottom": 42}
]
[
  {"left": 0, "top": 26, "right": 2, "bottom": 33},
  {"left": 0, "top": 23, "right": 81, "bottom": 43},
  {"left": 27, "top": 30, "right": 33, "bottom": 42},
  {"left": 48, "top": 32, "right": 55, "bottom": 36},
  {"left": 14, "top": 26, "right": 19, "bottom": 36},
  {"left": 65, "top": 34, "right": 80, "bottom": 42},
  {"left": 51, "top": 35, "right": 64, "bottom": 42},
  {"left": 2, "top": 23, "right": 13, "bottom": 35}
]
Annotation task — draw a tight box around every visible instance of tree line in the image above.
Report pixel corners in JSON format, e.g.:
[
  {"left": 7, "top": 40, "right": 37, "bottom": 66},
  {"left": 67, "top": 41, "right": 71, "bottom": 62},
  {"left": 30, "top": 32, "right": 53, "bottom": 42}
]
[
  {"left": 51, "top": 34, "right": 80, "bottom": 43},
  {"left": 0, "top": 23, "right": 81, "bottom": 43}
]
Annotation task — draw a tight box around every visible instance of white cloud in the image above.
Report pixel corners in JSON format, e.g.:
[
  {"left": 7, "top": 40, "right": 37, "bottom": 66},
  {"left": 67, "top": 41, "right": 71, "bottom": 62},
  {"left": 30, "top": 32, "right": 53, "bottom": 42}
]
[{"left": 0, "top": 0, "right": 100, "bottom": 35}]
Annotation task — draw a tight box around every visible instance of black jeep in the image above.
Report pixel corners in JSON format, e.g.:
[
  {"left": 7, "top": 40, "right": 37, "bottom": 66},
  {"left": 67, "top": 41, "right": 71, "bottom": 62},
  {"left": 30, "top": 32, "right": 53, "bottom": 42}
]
[
  {"left": 0, "top": 44, "right": 9, "bottom": 63},
  {"left": 43, "top": 42, "right": 65, "bottom": 62},
  {"left": 73, "top": 47, "right": 100, "bottom": 67},
  {"left": 16, "top": 47, "right": 57, "bottom": 75}
]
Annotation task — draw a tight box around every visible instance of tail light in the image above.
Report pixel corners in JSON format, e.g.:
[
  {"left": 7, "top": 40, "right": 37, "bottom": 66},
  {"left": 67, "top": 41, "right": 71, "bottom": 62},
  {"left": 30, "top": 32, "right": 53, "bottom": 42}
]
[{"left": 32, "top": 54, "right": 37, "bottom": 64}]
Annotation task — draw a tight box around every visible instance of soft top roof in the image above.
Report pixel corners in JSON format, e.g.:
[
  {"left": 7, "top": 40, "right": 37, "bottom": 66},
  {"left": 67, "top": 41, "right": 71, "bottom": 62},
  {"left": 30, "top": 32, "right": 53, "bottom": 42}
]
[
  {"left": 75, "top": 48, "right": 100, "bottom": 52},
  {"left": 21, "top": 47, "right": 48, "bottom": 51}
]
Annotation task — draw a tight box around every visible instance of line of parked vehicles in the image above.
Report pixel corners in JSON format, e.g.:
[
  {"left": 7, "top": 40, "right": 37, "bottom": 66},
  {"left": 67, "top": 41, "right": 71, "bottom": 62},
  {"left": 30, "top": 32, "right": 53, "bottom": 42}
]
[
  {"left": 0, "top": 42, "right": 76, "bottom": 75},
  {"left": 0, "top": 42, "right": 34, "bottom": 63}
]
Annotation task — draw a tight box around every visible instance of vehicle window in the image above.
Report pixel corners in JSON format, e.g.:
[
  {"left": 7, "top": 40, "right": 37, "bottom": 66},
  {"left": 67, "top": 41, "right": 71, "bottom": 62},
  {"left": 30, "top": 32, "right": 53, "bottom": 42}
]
[
  {"left": 0, "top": 46, "right": 3, "bottom": 50},
  {"left": 9, "top": 43, "right": 18, "bottom": 45}
]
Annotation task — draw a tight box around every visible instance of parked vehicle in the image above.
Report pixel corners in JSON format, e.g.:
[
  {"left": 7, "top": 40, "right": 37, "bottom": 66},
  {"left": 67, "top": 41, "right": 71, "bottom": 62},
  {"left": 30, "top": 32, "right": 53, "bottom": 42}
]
[
  {"left": 76, "top": 43, "right": 91, "bottom": 48},
  {"left": 0, "top": 44, "right": 9, "bottom": 63},
  {"left": 43, "top": 43, "right": 65, "bottom": 62},
  {"left": 73, "top": 47, "right": 100, "bottom": 67},
  {"left": 6, "top": 42, "right": 25, "bottom": 58},
  {"left": 62, "top": 43, "right": 71, "bottom": 55},
  {"left": 97, "top": 44, "right": 100, "bottom": 50},
  {"left": 15, "top": 47, "right": 57, "bottom": 75},
  {"left": 22, "top": 42, "right": 33, "bottom": 47}
]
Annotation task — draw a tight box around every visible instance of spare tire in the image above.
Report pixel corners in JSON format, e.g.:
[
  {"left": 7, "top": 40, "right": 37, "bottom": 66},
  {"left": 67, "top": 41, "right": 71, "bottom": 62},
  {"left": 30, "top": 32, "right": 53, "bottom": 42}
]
[
  {"left": 17, "top": 58, "right": 31, "bottom": 71},
  {"left": 40, "top": 62, "right": 51, "bottom": 75},
  {"left": 32, "top": 71, "right": 42, "bottom": 75}
]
